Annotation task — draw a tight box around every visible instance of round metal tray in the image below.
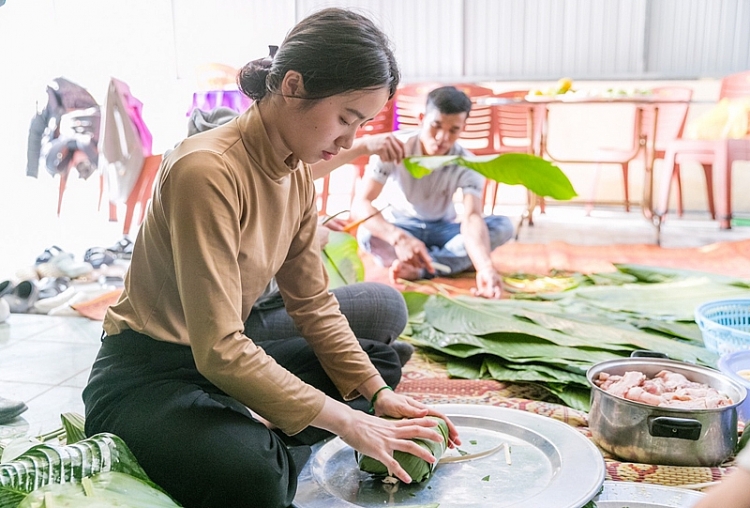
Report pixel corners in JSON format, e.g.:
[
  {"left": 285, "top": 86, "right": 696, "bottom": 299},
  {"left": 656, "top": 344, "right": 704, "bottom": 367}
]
[
  {"left": 294, "top": 404, "right": 606, "bottom": 508},
  {"left": 593, "top": 481, "right": 705, "bottom": 507}
]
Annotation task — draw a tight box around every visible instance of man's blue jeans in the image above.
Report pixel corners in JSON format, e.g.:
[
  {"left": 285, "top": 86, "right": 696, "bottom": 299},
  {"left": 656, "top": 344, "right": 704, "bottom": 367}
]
[{"left": 358, "top": 215, "right": 514, "bottom": 276}]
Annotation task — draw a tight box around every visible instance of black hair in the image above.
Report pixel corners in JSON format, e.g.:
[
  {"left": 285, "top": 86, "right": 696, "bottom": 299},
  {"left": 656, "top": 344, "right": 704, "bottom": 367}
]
[
  {"left": 238, "top": 8, "right": 399, "bottom": 103},
  {"left": 425, "top": 86, "right": 472, "bottom": 116}
]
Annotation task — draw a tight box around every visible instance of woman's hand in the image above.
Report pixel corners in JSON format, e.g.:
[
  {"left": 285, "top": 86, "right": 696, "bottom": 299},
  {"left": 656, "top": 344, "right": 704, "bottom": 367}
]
[
  {"left": 312, "top": 396, "right": 461, "bottom": 484},
  {"left": 373, "top": 388, "right": 461, "bottom": 450},
  {"left": 340, "top": 411, "right": 441, "bottom": 483}
]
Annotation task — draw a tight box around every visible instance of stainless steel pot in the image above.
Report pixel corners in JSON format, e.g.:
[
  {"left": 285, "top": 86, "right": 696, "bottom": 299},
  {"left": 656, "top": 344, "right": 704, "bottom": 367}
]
[{"left": 587, "top": 356, "right": 747, "bottom": 466}]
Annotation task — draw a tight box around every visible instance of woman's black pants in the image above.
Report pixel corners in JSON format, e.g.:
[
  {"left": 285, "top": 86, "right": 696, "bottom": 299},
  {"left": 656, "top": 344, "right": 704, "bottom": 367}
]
[{"left": 83, "top": 283, "right": 407, "bottom": 508}]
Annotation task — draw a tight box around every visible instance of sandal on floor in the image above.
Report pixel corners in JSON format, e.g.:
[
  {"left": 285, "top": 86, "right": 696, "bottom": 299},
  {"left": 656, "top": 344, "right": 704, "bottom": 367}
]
[
  {"left": 34, "top": 245, "right": 65, "bottom": 265},
  {"left": 0, "top": 280, "right": 14, "bottom": 298},
  {"left": 36, "top": 276, "right": 71, "bottom": 299},
  {"left": 37, "top": 251, "right": 93, "bottom": 279},
  {"left": 34, "top": 286, "right": 77, "bottom": 314},
  {"left": 106, "top": 236, "right": 134, "bottom": 260},
  {"left": 84, "top": 247, "right": 116, "bottom": 269},
  {"left": 2, "top": 280, "right": 40, "bottom": 314}
]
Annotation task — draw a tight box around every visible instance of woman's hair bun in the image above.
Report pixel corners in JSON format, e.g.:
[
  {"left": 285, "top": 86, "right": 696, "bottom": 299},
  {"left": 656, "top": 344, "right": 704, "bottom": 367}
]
[{"left": 237, "top": 46, "right": 278, "bottom": 101}]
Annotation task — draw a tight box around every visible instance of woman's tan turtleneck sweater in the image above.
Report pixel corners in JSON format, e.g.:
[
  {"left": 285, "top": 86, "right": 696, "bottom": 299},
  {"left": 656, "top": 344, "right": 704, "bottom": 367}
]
[{"left": 103, "top": 103, "right": 379, "bottom": 435}]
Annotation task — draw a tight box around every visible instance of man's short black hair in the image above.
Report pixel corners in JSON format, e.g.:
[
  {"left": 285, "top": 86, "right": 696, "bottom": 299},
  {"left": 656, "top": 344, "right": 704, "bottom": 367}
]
[{"left": 425, "top": 86, "right": 472, "bottom": 116}]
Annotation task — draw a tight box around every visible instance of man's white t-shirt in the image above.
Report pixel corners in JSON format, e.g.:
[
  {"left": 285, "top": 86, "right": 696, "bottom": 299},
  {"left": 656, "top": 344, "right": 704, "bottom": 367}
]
[{"left": 365, "top": 132, "right": 485, "bottom": 223}]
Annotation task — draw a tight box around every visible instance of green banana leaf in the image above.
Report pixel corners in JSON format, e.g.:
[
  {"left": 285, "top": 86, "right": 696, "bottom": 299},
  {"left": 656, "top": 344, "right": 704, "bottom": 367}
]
[
  {"left": 574, "top": 277, "right": 750, "bottom": 321},
  {"left": 400, "top": 264, "right": 747, "bottom": 413},
  {"left": 444, "top": 356, "right": 591, "bottom": 411},
  {"left": 615, "top": 263, "right": 750, "bottom": 285},
  {"left": 322, "top": 231, "right": 364, "bottom": 288},
  {"left": 543, "top": 384, "right": 592, "bottom": 412},
  {"left": 358, "top": 417, "right": 449, "bottom": 483},
  {"left": 407, "top": 322, "right": 623, "bottom": 367},
  {"left": 422, "top": 294, "right": 716, "bottom": 366},
  {"left": 18, "top": 471, "right": 179, "bottom": 508},
  {"left": 0, "top": 433, "right": 162, "bottom": 508},
  {"left": 402, "top": 153, "right": 577, "bottom": 200}
]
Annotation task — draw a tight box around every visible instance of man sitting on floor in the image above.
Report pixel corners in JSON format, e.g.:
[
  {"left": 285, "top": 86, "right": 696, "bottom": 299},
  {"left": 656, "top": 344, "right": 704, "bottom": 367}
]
[{"left": 350, "top": 86, "right": 514, "bottom": 299}]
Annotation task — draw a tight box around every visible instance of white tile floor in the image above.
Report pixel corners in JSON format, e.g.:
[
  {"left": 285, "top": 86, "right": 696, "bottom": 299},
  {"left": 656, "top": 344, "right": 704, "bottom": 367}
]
[
  {"left": 1, "top": 165, "right": 750, "bottom": 438},
  {"left": 0, "top": 314, "right": 102, "bottom": 440}
]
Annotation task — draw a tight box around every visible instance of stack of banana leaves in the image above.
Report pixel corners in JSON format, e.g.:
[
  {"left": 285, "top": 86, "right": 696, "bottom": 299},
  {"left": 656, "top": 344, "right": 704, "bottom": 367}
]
[{"left": 400, "top": 264, "right": 750, "bottom": 412}]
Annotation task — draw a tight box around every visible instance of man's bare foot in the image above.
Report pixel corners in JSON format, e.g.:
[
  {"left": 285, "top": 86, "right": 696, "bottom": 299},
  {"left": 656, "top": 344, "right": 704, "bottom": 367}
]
[{"left": 389, "top": 260, "right": 423, "bottom": 283}]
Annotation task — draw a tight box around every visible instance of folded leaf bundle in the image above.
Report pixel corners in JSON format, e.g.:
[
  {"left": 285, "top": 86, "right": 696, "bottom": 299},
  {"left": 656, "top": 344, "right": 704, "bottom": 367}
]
[{"left": 357, "top": 416, "right": 449, "bottom": 483}]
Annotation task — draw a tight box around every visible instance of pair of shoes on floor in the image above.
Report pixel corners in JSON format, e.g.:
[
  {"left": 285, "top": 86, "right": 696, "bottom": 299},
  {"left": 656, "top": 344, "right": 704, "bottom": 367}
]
[
  {"left": 106, "top": 236, "right": 134, "bottom": 260},
  {"left": 1, "top": 277, "right": 74, "bottom": 314},
  {"left": 37, "top": 276, "right": 71, "bottom": 299},
  {"left": 46, "top": 285, "right": 120, "bottom": 317},
  {"left": 83, "top": 247, "right": 117, "bottom": 269},
  {"left": 34, "top": 246, "right": 93, "bottom": 279},
  {"left": 1, "top": 280, "right": 40, "bottom": 314},
  {"left": 32, "top": 276, "right": 72, "bottom": 314},
  {"left": 0, "top": 396, "right": 28, "bottom": 425},
  {"left": 34, "top": 286, "right": 77, "bottom": 314}
]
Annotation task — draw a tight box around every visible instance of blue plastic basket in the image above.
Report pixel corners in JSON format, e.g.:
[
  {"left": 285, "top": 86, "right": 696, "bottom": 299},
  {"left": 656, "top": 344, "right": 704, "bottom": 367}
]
[{"left": 695, "top": 299, "right": 750, "bottom": 354}]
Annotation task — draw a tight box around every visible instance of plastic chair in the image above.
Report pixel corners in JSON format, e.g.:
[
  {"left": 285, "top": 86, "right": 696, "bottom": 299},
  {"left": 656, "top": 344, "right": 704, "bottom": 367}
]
[
  {"left": 589, "top": 86, "right": 693, "bottom": 214},
  {"left": 657, "top": 71, "right": 750, "bottom": 228},
  {"left": 449, "top": 84, "right": 496, "bottom": 156},
  {"left": 483, "top": 90, "right": 541, "bottom": 211},
  {"left": 121, "top": 154, "right": 162, "bottom": 236},
  {"left": 393, "top": 82, "right": 442, "bottom": 130},
  {"left": 318, "top": 100, "right": 395, "bottom": 216}
]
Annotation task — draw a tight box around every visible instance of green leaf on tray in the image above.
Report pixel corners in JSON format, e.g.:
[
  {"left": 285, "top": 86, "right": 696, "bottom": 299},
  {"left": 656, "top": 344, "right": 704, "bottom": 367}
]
[
  {"left": 403, "top": 153, "right": 577, "bottom": 200},
  {"left": 358, "top": 417, "right": 449, "bottom": 483}
]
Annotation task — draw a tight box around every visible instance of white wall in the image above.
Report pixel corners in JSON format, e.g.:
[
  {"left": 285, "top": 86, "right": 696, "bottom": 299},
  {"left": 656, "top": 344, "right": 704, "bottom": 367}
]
[{"left": 0, "top": 0, "right": 748, "bottom": 262}]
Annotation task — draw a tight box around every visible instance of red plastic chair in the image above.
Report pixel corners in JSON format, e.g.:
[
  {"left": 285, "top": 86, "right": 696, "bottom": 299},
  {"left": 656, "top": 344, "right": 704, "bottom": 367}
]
[
  {"left": 589, "top": 86, "right": 693, "bottom": 214},
  {"left": 318, "top": 100, "right": 395, "bottom": 217},
  {"left": 657, "top": 71, "right": 750, "bottom": 228},
  {"left": 483, "top": 89, "right": 542, "bottom": 211},
  {"left": 449, "top": 84, "right": 496, "bottom": 156},
  {"left": 393, "top": 82, "right": 443, "bottom": 131}
]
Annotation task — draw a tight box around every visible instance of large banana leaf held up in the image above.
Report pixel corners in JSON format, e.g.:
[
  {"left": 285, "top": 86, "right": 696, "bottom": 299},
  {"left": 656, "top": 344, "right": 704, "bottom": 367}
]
[{"left": 403, "top": 154, "right": 577, "bottom": 200}]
